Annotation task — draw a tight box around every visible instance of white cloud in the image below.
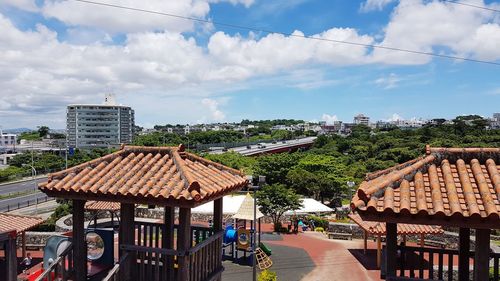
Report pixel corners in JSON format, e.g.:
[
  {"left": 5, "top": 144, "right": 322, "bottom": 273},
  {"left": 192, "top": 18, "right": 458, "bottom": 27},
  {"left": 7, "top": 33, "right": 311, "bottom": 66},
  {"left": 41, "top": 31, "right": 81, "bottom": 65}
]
[
  {"left": 387, "top": 113, "right": 403, "bottom": 122},
  {"left": 375, "top": 73, "right": 400, "bottom": 89},
  {"left": 321, "top": 114, "right": 339, "bottom": 124},
  {"left": 201, "top": 98, "right": 226, "bottom": 121},
  {"left": 371, "top": 0, "right": 500, "bottom": 64},
  {"left": 1, "top": 0, "right": 39, "bottom": 12},
  {"left": 360, "top": 0, "right": 396, "bottom": 12}
]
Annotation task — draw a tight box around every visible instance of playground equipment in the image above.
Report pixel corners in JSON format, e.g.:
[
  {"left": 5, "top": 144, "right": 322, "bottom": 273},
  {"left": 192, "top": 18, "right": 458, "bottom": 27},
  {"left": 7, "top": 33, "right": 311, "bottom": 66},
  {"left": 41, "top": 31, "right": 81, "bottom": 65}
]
[{"left": 222, "top": 193, "right": 273, "bottom": 267}]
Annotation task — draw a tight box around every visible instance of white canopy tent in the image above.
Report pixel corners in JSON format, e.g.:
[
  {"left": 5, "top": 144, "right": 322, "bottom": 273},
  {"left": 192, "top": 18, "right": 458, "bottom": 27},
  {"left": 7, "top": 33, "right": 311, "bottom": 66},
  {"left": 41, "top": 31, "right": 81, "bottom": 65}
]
[
  {"left": 193, "top": 195, "right": 333, "bottom": 216},
  {"left": 285, "top": 198, "right": 334, "bottom": 215}
]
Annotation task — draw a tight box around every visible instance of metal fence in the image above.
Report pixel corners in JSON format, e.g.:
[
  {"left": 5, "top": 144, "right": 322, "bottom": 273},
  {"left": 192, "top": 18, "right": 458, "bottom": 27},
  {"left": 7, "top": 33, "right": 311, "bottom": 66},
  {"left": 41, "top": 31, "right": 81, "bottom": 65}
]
[{"left": 0, "top": 195, "right": 54, "bottom": 212}]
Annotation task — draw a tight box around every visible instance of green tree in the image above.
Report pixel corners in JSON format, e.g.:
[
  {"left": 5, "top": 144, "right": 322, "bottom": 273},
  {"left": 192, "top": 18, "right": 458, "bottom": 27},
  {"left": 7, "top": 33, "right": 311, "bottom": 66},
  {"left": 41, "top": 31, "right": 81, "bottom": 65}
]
[
  {"left": 253, "top": 153, "right": 302, "bottom": 185},
  {"left": 38, "top": 126, "right": 50, "bottom": 138},
  {"left": 256, "top": 184, "right": 302, "bottom": 231}
]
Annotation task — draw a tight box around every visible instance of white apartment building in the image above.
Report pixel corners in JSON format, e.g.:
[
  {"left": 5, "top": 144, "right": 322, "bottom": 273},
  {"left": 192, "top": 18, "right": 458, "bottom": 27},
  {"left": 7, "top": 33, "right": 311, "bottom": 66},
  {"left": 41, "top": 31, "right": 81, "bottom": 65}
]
[{"left": 353, "top": 114, "right": 370, "bottom": 126}]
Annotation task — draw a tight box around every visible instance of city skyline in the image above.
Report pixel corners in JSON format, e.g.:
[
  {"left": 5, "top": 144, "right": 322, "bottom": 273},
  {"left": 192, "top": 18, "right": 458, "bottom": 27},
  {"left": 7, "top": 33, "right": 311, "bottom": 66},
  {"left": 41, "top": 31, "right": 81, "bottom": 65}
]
[{"left": 0, "top": 0, "right": 499, "bottom": 128}]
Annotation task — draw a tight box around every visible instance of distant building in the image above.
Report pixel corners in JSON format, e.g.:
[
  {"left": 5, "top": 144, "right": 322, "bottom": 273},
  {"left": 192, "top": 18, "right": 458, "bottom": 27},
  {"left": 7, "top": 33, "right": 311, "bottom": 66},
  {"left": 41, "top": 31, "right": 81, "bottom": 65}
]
[
  {"left": 67, "top": 94, "right": 135, "bottom": 148},
  {"left": 353, "top": 114, "right": 370, "bottom": 126},
  {"left": 320, "top": 121, "right": 342, "bottom": 134},
  {"left": 0, "top": 129, "right": 16, "bottom": 147},
  {"left": 490, "top": 113, "right": 500, "bottom": 129}
]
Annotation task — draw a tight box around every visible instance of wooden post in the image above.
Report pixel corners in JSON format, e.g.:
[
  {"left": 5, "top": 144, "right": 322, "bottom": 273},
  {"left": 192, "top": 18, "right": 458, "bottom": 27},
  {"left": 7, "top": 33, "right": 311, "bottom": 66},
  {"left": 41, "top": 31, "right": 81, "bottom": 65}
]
[
  {"left": 4, "top": 231, "right": 17, "bottom": 281},
  {"left": 73, "top": 199, "right": 87, "bottom": 281},
  {"left": 473, "top": 228, "right": 491, "bottom": 281},
  {"left": 213, "top": 198, "right": 223, "bottom": 281},
  {"left": 386, "top": 223, "right": 397, "bottom": 278},
  {"left": 21, "top": 231, "right": 26, "bottom": 259},
  {"left": 119, "top": 203, "right": 136, "bottom": 281},
  {"left": 377, "top": 235, "right": 382, "bottom": 268},
  {"left": 420, "top": 234, "right": 425, "bottom": 247},
  {"left": 363, "top": 230, "right": 368, "bottom": 254},
  {"left": 177, "top": 208, "right": 192, "bottom": 281},
  {"left": 164, "top": 206, "right": 175, "bottom": 281},
  {"left": 213, "top": 198, "right": 223, "bottom": 231},
  {"left": 458, "top": 228, "right": 470, "bottom": 281},
  {"left": 402, "top": 234, "right": 406, "bottom": 245}
]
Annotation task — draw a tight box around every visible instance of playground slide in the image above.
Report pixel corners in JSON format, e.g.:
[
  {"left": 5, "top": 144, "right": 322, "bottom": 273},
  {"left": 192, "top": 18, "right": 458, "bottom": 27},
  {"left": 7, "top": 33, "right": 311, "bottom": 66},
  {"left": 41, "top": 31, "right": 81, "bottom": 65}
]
[{"left": 259, "top": 242, "right": 272, "bottom": 256}]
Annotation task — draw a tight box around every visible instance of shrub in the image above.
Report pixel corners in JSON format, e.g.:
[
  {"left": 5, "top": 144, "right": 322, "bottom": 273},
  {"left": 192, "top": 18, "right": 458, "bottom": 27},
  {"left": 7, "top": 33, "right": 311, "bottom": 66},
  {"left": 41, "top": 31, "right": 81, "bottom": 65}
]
[
  {"left": 306, "top": 215, "right": 329, "bottom": 229},
  {"left": 258, "top": 269, "right": 277, "bottom": 281},
  {"left": 314, "top": 227, "right": 324, "bottom": 232}
]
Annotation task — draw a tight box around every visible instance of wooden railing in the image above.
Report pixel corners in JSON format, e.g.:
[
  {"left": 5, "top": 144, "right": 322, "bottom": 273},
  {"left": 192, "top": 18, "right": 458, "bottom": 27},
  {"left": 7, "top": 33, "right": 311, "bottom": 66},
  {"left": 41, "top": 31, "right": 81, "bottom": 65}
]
[
  {"left": 35, "top": 243, "right": 74, "bottom": 281},
  {"left": 102, "top": 263, "right": 120, "bottom": 281},
  {"left": 187, "top": 230, "right": 224, "bottom": 281},
  {"left": 116, "top": 222, "right": 221, "bottom": 281},
  {"left": 391, "top": 245, "right": 500, "bottom": 281}
]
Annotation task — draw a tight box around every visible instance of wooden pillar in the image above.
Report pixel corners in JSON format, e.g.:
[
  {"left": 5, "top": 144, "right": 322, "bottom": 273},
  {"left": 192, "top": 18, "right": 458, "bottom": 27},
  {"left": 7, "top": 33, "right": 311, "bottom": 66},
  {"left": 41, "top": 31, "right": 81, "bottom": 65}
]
[
  {"left": 73, "top": 199, "right": 87, "bottom": 281},
  {"left": 363, "top": 230, "right": 368, "bottom": 254},
  {"left": 4, "top": 231, "right": 17, "bottom": 281},
  {"left": 402, "top": 234, "right": 406, "bottom": 245},
  {"left": 385, "top": 223, "right": 397, "bottom": 278},
  {"left": 376, "top": 235, "right": 382, "bottom": 268},
  {"left": 258, "top": 218, "right": 262, "bottom": 245},
  {"left": 177, "top": 208, "right": 192, "bottom": 281},
  {"left": 164, "top": 206, "right": 175, "bottom": 281},
  {"left": 458, "top": 228, "right": 470, "bottom": 281},
  {"left": 420, "top": 234, "right": 425, "bottom": 247},
  {"left": 213, "top": 198, "right": 223, "bottom": 231},
  {"left": 21, "top": 231, "right": 26, "bottom": 259},
  {"left": 119, "top": 203, "right": 135, "bottom": 281},
  {"left": 473, "top": 228, "right": 491, "bottom": 281}
]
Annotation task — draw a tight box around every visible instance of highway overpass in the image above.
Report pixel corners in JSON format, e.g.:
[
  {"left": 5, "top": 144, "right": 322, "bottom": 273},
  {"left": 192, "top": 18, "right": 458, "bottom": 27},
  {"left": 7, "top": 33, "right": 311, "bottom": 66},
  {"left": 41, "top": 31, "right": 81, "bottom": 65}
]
[{"left": 210, "top": 137, "right": 317, "bottom": 156}]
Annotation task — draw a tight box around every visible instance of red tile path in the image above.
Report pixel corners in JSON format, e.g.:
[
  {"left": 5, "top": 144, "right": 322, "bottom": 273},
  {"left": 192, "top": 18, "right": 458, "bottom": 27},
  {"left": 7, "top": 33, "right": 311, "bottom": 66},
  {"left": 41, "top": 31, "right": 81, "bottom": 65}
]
[{"left": 266, "top": 232, "right": 382, "bottom": 281}]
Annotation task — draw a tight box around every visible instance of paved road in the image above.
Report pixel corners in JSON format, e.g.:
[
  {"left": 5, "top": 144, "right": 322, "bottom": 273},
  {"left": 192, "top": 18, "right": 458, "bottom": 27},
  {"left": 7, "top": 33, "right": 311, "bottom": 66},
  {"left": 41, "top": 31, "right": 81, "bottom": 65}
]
[
  {"left": 0, "top": 191, "right": 51, "bottom": 212},
  {"left": 0, "top": 178, "right": 46, "bottom": 195}
]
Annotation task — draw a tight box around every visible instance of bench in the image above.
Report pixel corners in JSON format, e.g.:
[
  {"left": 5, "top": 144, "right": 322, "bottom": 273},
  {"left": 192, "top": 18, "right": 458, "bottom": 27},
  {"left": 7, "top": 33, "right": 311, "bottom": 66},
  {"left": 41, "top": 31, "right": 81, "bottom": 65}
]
[
  {"left": 327, "top": 232, "right": 352, "bottom": 240},
  {"left": 424, "top": 239, "right": 446, "bottom": 249}
]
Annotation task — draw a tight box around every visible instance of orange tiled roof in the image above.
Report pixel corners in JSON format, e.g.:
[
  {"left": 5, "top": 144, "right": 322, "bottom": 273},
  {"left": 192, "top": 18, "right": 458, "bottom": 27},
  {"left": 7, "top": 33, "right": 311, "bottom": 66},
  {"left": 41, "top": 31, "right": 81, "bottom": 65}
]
[
  {"left": 85, "top": 201, "right": 121, "bottom": 211},
  {"left": 348, "top": 214, "right": 443, "bottom": 235},
  {"left": 39, "top": 145, "right": 248, "bottom": 207},
  {"left": 351, "top": 146, "right": 500, "bottom": 228},
  {"left": 0, "top": 213, "right": 44, "bottom": 233}
]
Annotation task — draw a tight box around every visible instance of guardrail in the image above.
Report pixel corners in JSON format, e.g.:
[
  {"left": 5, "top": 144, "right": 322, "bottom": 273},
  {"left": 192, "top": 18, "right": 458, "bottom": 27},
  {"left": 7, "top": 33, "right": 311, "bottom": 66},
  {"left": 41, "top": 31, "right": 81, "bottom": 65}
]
[
  {"left": 35, "top": 243, "right": 74, "bottom": 281},
  {"left": 0, "top": 195, "right": 54, "bottom": 212}
]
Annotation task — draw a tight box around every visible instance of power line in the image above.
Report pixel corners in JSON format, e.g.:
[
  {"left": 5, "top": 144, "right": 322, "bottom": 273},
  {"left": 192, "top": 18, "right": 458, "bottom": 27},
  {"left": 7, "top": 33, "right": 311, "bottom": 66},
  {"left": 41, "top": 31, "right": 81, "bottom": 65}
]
[
  {"left": 442, "top": 0, "right": 500, "bottom": 13},
  {"left": 72, "top": 0, "right": 500, "bottom": 66}
]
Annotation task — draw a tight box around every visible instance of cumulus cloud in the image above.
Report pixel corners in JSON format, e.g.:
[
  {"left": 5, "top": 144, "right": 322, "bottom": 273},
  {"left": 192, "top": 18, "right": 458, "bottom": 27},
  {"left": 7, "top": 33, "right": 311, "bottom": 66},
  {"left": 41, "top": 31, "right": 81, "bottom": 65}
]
[
  {"left": 360, "top": 0, "right": 397, "bottom": 12},
  {"left": 1, "top": 0, "right": 39, "bottom": 12},
  {"left": 375, "top": 73, "right": 400, "bottom": 89},
  {"left": 201, "top": 98, "right": 226, "bottom": 121},
  {"left": 321, "top": 114, "right": 339, "bottom": 124},
  {"left": 387, "top": 113, "right": 403, "bottom": 122},
  {"left": 371, "top": 0, "right": 500, "bottom": 64}
]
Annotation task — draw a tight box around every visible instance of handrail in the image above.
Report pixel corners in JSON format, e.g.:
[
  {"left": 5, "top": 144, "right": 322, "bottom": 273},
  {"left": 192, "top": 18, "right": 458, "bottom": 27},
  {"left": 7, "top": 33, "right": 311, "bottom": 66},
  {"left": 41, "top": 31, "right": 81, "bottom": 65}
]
[
  {"left": 120, "top": 244, "right": 185, "bottom": 256},
  {"left": 35, "top": 256, "right": 63, "bottom": 281},
  {"left": 102, "top": 263, "right": 120, "bottom": 281},
  {"left": 35, "top": 243, "right": 73, "bottom": 281},
  {"left": 188, "top": 230, "right": 224, "bottom": 255}
]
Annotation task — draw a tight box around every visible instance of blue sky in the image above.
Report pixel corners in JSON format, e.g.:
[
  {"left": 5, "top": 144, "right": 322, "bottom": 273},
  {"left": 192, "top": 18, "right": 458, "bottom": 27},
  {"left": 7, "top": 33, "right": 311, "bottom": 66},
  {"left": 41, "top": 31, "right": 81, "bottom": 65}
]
[{"left": 0, "top": 0, "right": 499, "bottom": 129}]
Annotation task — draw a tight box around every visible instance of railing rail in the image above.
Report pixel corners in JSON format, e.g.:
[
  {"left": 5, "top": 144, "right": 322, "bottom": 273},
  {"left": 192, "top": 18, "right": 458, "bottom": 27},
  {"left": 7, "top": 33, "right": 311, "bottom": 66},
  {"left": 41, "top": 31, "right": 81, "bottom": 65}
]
[
  {"left": 103, "top": 252, "right": 130, "bottom": 281},
  {"left": 394, "top": 245, "right": 500, "bottom": 281},
  {"left": 35, "top": 243, "right": 73, "bottom": 281},
  {"left": 188, "top": 231, "right": 224, "bottom": 281}
]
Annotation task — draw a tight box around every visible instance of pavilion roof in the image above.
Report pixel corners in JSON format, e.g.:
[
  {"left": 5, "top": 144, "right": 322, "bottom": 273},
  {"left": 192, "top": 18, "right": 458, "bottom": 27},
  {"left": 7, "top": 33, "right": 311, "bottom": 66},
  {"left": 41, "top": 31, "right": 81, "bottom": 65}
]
[
  {"left": 39, "top": 145, "right": 248, "bottom": 207},
  {"left": 351, "top": 146, "right": 500, "bottom": 229},
  {"left": 348, "top": 214, "right": 443, "bottom": 235},
  {"left": 85, "top": 201, "right": 121, "bottom": 211},
  {"left": 0, "top": 213, "right": 44, "bottom": 233}
]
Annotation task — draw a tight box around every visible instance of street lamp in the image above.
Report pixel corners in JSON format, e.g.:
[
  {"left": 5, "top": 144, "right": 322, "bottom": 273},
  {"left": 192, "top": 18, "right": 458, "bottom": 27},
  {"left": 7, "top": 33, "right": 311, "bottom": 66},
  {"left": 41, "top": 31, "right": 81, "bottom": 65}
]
[{"left": 247, "top": 175, "right": 266, "bottom": 281}]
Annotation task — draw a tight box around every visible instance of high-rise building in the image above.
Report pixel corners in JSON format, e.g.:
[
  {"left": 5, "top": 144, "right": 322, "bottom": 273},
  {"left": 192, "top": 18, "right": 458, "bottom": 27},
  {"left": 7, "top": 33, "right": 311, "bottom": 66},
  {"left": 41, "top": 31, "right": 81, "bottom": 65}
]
[
  {"left": 353, "top": 114, "right": 370, "bottom": 125},
  {"left": 67, "top": 94, "right": 135, "bottom": 148}
]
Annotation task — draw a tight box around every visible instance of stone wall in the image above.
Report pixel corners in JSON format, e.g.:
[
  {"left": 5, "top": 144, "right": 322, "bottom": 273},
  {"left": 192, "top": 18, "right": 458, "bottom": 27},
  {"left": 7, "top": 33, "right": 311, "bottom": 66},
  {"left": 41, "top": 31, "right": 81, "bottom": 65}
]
[{"left": 18, "top": 231, "right": 66, "bottom": 248}]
